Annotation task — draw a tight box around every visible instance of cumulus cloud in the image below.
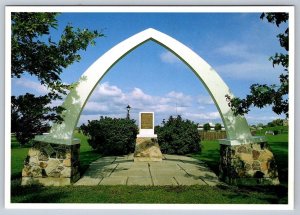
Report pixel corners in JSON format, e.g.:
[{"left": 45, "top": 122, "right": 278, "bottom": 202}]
[
  {"left": 95, "top": 82, "right": 123, "bottom": 97},
  {"left": 13, "top": 78, "right": 49, "bottom": 94},
  {"left": 12, "top": 78, "right": 225, "bottom": 125},
  {"left": 185, "top": 112, "right": 221, "bottom": 121},
  {"left": 214, "top": 42, "right": 252, "bottom": 59},
  {"left": 214, "top": 42, "right": 282, "bottom": 83},
  {"left": 78, "top": 82, "right": 217, "bottom": 125},
  {"left": 197, "top": 95, "right": 214, "bottom": 105},
  {"left": 160, "top": 51, "right": 180, "bottom": 64}
]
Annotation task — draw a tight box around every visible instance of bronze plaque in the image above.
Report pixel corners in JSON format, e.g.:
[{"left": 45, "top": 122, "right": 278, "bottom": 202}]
[{"left": 141, "top": 113, "right": 153, "bottom": 129}]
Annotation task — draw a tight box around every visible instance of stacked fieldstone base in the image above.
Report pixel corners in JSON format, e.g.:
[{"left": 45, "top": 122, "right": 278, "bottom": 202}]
[
  {"left": 219, "top": 142, "right": 280, "bottom": 185},
  {"left": 134, "top": 137, "right": 163, "bottom": 161},
  {"left": 22, "top": 141, "right": 80, "bottom": 186}
]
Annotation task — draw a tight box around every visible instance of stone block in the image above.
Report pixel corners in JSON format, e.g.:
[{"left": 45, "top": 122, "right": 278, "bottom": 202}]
[
  {"left": 60, "top": 167, "right": 71, "bottom": 178},
  {"left": 31, "top": 166, "right": 43, "bottom": 177},
  {"left": 28, "top": 148, "right": 39, "bottom": 157},
  {"left": 39, "top": 161, "right": 48, "bottom": 168},
  {"left": 22, "top": 166, "right": 31, "bottom": 177},
  {"left": 259, "top": 150, "right": 274, "bottom": 161},
  {"left": 134, "top": 137, "right": 163, "bottom": 162},
  {"left": 29, "top": 156, "right": 39, "bottom": 165},
  {"left": 252, "top": 150, "right": 260, "bottom": 160},
  {"left": 219, "top": 142, "right": 279, "bottom": 185},
  {"left": 100, "top": 176, "right": 128, "bottom": 185},
  {"left": 63, "top": 158, "right": 71, "bottom": 167},
  {"left": 38, "top": 151, "right": 49, "bottom": 161},
  {"left": 239, "top": 153, "right": 252, "bottom": 162},
  {"left": 127, "top": 176, "right": 153, "bottom": 185},
  {"left": 45, "top": 159, "right": 60, "bottom": 175},
  {"left": 22, "top": 177, "right": 73, "bottom": 186},
  {"left": 74, "top": 177, "right": 102, "bottom": 186},
  {"left": 22, "top": 141, "right": 81, "bottom": 186}
]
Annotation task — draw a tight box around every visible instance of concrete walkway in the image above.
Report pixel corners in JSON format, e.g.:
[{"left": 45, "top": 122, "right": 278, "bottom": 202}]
[{"left": 74, "top": 154, "right": 220, "bottom": 186}]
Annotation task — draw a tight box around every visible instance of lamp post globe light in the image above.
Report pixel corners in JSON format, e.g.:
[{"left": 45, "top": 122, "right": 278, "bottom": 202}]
[{"left": 126, "top": 104, "right": 131, "bottom": 119}]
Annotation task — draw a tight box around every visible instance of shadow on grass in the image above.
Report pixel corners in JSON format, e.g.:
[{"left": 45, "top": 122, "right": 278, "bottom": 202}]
[
  {"left": 11, "top": 179, "right": 69, "bottom": 203},
  {"left": 216, "top": 184, "right": 288, "bottom": 204},
  {"left": 192, "top": 150, "right": 220, "bottom": 175},
  {"left": 269, "top": 142, "right": 288, "bottom": 184},
  {"left": 11, "top": 172, "right": 22, "bottom": 181},
  {"left": 79, "top": 150, "right": 102, "bottom": 175}
]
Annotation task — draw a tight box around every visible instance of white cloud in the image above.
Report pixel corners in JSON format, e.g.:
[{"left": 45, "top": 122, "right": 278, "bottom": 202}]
[
  {"left": 79, "top": 82, "right": 217, "bottom": 125},
  {"left": 167, "top": 91, "right": 190, "bottom": 100},
  {"left": 12, "top": 78, "right": 223, "bottom": 125},
  {"left": 214, "top": 43, "right": 282, "bottom": 82},
  {"left": 197, "top": 95, "right": 214, "bottom": 105},
  {"left": 215, "top": 58, "right": 281, "bottom": 82},
  {"left": 95, "top": 82, "right": 123, "bottom": 97},
  {"left": 185, "top": 112, "right": 221, "bottom": 121},
  {"left": 214, "top": 42, "right": 252, "bottom": 59},
  {"left": 160, "top": 51, "right": 180, "bottom": 64},
  {"left": 14, "top": 78, "right": 49, "bottom": 94},
  {"left": 130, "top": 88, "right": 153, "bottom": 102}
]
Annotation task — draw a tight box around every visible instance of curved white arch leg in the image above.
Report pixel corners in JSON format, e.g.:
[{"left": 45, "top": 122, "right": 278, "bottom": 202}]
[{"left": 35, "top": 28, "right": 263, "bottom": 145}]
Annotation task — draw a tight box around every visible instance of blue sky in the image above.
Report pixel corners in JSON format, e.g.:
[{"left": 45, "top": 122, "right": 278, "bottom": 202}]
[{"left": 11, "top": 12, "right": 288, "bottom": 126}]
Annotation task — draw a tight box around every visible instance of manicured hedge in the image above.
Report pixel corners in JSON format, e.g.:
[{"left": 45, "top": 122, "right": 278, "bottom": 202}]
[
  {"left": 155, "top": 115, "right": 201, "bottom": 155},
  {"left": 80, "top": 117, "right": 138, "bottom": 155}
]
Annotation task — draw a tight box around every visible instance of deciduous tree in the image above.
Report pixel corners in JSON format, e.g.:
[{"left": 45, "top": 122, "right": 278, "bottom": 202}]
[
  {"left": 226, "top": 13, "right": 289, "bottom": 118},
  {"left": 11, "top": 12, "right": 104, "bottom": 144}
]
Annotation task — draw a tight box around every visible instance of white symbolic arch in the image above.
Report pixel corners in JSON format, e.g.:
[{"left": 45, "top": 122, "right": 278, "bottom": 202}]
[{"left": 35, "top": 28, "right": 263, "bottom": 145}]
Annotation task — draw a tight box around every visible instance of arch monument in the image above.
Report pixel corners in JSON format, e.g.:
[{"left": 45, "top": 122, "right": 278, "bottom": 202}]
[{"left": 21, "top": 28, "right": 279, "bottom": 186}]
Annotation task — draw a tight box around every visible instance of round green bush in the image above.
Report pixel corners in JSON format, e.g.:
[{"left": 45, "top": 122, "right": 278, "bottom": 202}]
[
  {"left": 155, "top": 115, "right": 201, "bottom": 155},
  {"left": 214, "top": 123, "right": 222, "bottom": 131},
  {"left": 203, "top": 123, "right": 211, "bottom": 131},
  {"left": 80, "top": 116, "right": 138, "bottom": 155}
]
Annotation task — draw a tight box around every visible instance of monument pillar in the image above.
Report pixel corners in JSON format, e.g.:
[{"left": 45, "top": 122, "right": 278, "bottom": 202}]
[
  {"left": 21, "top": 139, "right": 80, "bottom": 186},
  {"left": 218, "top": 140, "right": 280, "bottom": 185},
  {"left": 134, "top": 112, "right": 163, "bottom": 162}
]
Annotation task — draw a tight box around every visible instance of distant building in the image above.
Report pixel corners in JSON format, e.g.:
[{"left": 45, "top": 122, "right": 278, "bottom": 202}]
[{"left": 197, "top": 122, "right": 225, "bottom": 131}]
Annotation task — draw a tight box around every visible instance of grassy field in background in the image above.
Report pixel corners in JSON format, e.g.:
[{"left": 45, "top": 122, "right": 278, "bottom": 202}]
[{"left": 10, "top": 131, "right": 289, "bottom": 204}]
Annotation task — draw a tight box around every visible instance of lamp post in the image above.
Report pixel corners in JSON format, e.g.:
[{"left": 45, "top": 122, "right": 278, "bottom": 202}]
[{"left": 126, "top": 105, "right": 131, "bottom": 119}]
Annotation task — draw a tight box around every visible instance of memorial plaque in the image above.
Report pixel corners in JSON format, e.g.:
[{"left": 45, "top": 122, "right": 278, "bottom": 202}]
[{"left": 141, "top": 113, "right": 153, "bottom": 129}]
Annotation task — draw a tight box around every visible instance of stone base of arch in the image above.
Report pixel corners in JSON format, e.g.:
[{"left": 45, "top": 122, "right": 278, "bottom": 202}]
[
  {"left": 21, "top": 141, "right": 81, "bottom": 186},
  {"left": 219, "top": 142, "right": 280, "bottom": 185}
]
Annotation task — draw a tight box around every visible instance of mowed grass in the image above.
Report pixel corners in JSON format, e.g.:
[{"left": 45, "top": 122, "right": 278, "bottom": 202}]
[
  {"left": 10, "top": 131, "right": 289, "bottom": 204},
  {"left": 11, "top": 183, "right": 287, "bottom": 204},
  {"left": 193, "top": 133, "right": 289, "bottom": 185},
  {"left": 11, "top": 131, "right": 101, "bottom": 179}
]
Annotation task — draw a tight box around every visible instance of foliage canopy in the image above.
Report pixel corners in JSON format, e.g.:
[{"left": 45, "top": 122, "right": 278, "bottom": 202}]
[
  {"left": 155, "top": 115, "right": 201, "bottom": 155},
  {"left": 11, "top": 12, "right": 103, "bottom": 144},
  {"left": 203, "top": 123, "right": 211, "bottom": 131},
  {"left": 226, "top": 12, "right": 289, "bottom": 118},
  {"left": 80, "top": 117, "right": 138, "bottom": 155}
]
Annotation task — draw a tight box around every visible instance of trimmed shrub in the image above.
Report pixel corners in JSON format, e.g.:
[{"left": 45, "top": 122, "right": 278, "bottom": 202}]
[
  {"left": 80, "top": 116, "right": 138, "bottom": 155},
  {"left": 203, "top": 123, "right": 211, "bottom": 131},
  {"left": 155, "top": 115, "right": 201, "bottom": 155},
  {"left": 214, "top": 123, "right": 222, "bottom": 131}
]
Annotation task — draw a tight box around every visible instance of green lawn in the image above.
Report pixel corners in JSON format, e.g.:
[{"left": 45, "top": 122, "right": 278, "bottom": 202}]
[
  {"left": 11, "top": 131, "right": 101, "bottom": 179},
  {"left": 10, "top": 132, "right": 289, "bottom": 204},
  {"left": 11, "top": 183, "right": 287, "bottom": 204},
  {"left": 193, "top": 133, "right": 289, "bottom": 185}
]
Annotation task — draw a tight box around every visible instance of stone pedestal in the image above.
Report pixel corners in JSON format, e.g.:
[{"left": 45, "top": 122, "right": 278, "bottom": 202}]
[
  {"left": 134, "top": 137, "right": 163, "bottom": 162},
  {"left": 21, "top": 141, "right": 80, "bottom": 186},
  {"left": 219, "top": 142, "right": 280, "bottom": 185}
]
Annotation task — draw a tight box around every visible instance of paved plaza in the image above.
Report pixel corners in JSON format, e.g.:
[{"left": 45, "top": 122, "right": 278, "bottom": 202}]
[{"left": 74, "top": 154, "right": 220, "bottom": 186}]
